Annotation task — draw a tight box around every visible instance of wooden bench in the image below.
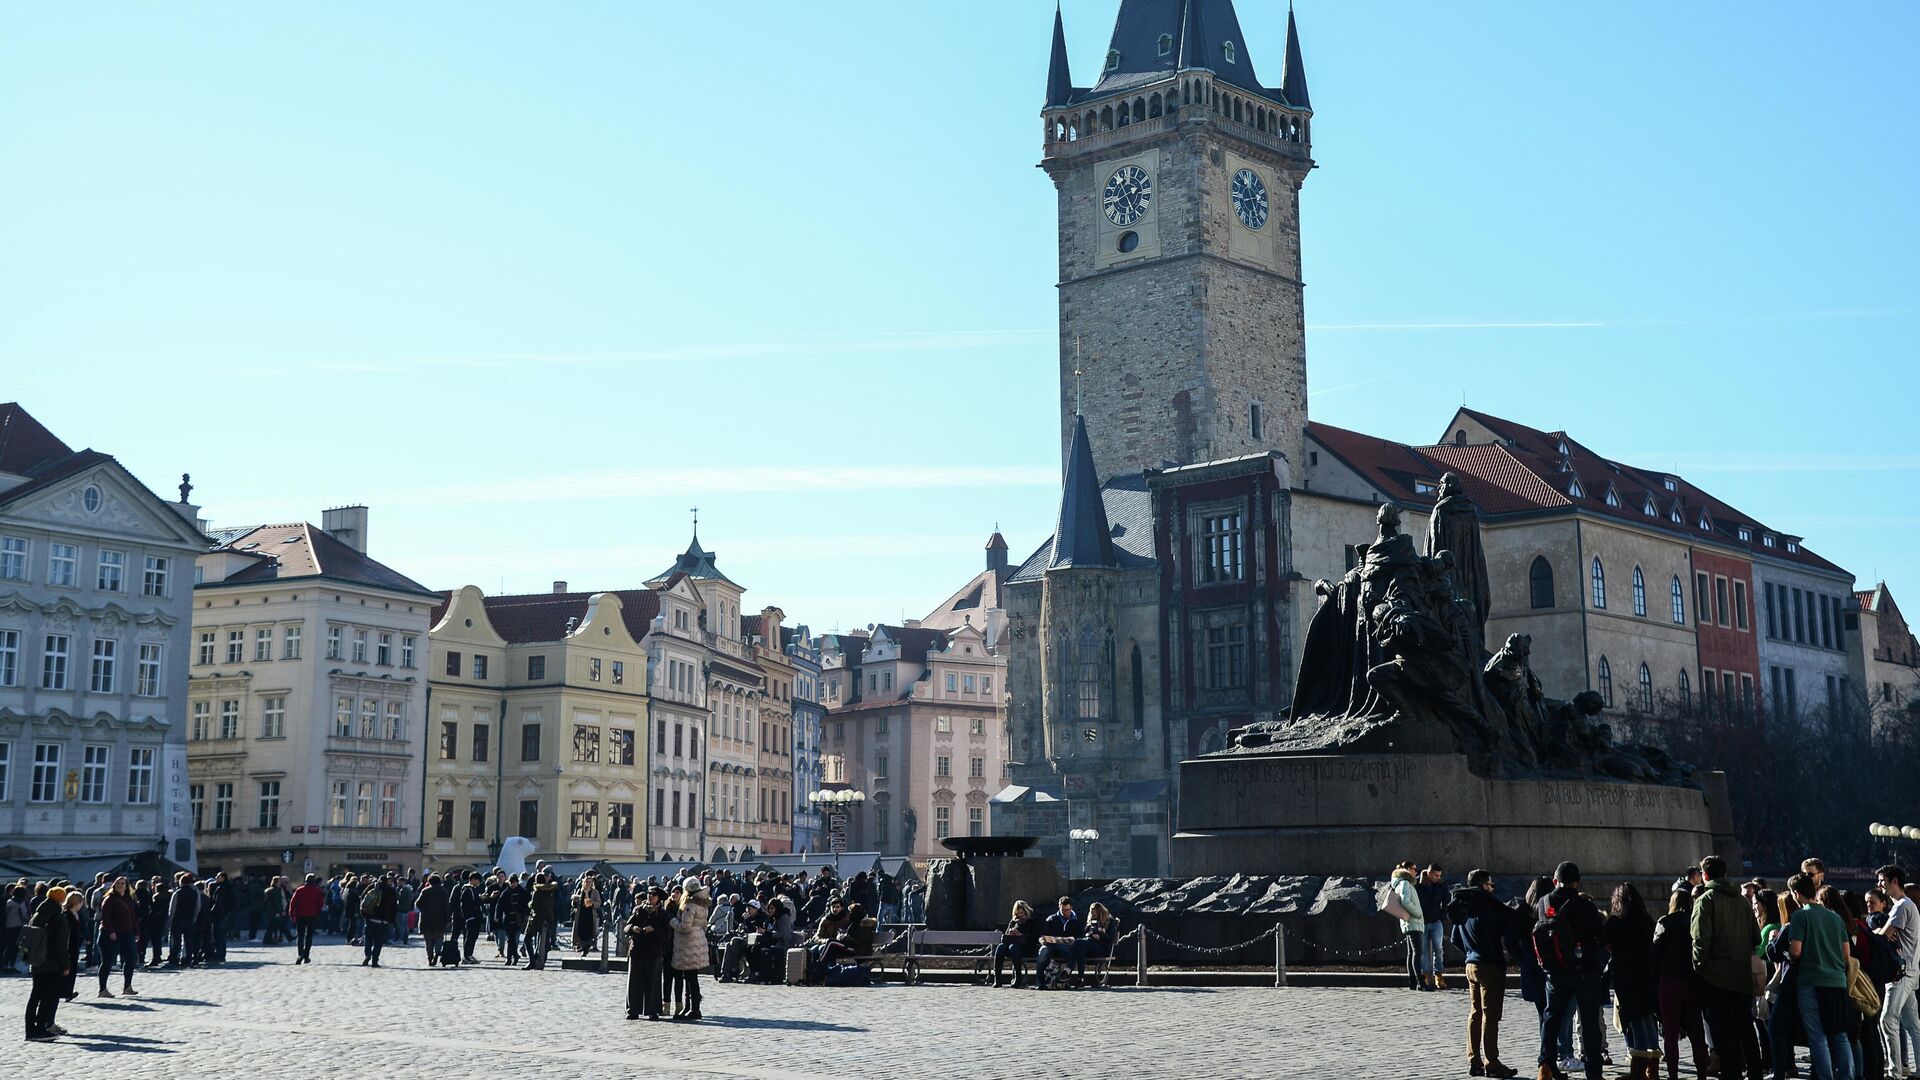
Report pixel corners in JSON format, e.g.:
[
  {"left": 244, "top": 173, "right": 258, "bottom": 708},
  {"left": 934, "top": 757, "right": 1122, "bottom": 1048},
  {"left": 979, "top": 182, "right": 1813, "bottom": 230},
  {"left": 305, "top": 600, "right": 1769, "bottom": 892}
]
[{"left": 888, "top": 928, "right": 1004, "bottom": 985}]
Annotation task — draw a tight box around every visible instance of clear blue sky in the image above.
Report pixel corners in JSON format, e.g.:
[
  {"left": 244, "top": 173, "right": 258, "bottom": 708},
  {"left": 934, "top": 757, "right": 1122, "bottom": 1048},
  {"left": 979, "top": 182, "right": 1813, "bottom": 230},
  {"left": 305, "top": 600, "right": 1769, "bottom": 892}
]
[{"left": 3, "top": 2, "right": 1914, "bottom": 631}]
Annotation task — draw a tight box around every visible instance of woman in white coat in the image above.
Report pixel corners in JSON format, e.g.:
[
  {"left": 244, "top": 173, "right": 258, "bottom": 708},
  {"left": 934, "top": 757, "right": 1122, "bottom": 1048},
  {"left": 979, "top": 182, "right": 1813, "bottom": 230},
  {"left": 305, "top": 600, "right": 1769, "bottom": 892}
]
[
  {"left": 669, "top": 879, "right": 711, "bottom": 1021},
  {"left": 1389, "top": 862, "right": 1429, "bottom": 990}
]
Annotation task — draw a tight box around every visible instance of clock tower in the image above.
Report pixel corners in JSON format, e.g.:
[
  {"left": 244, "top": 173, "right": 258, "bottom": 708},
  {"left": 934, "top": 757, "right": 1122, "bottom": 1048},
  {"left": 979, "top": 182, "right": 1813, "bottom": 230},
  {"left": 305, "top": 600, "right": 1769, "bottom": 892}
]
[{"left": 1042, "top": 0, "right": 1314, "bottom": 482}]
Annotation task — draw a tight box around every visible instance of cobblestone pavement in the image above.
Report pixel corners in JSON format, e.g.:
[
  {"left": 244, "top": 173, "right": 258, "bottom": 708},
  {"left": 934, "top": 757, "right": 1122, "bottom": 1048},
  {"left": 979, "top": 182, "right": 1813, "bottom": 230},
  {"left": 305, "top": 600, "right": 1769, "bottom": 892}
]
[{"left": 8, "top": 939, "right": 1507, "bottom": 1078}]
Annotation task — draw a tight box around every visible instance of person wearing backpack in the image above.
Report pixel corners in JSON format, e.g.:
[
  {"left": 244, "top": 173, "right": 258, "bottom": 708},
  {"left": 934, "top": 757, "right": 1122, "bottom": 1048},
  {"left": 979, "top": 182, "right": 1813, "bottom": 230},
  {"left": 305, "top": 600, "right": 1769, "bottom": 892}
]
[
  {"left": 1533, "top": 861, "right": 1609, "bottom": 1080},
  {"left": 23, "top": 885, "right": 72, "bottom": 1041},
  {"left": 361, "top": 873, "right": 397, "bottom": 967},
  {"left": 1690, "top": 855, "right": 1762, "bottom": 1080},
  {"left": 1386, "top": 863, "right": 1429, "bottom": 991}
]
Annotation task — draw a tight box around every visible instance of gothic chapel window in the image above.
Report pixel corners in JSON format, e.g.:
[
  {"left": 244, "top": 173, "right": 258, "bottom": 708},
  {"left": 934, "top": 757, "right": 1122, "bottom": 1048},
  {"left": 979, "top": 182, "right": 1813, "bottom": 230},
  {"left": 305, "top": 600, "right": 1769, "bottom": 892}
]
[{"left": 1077, "top": 625, "right": 1101, "bottom": 720}]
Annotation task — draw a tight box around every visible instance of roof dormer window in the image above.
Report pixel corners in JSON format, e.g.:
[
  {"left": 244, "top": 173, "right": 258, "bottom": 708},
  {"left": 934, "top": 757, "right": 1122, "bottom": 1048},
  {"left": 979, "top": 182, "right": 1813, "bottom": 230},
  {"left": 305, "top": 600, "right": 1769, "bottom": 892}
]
[
  {"left": 1568, "top": 478, "right": 1584, "bottom": 499},
  {"left": 1785, "top": 540, "right": 1799, "bottom": 554},
  {"left": 1642, "top": 496, "right": 1657, "bottom": 517},
  {"left": 1737, "top": 526, "right": 1753, "bottom": 542},
  {"left": 1662, "top": 477, "right": 1678, "bottom": 492},
  {"left": 1158, "top": 34, "right": 1173, "bottom": 58},
  {"left": 1222, "top": 41, "right": 1236, "bottom": 64},
  {"left": 1762, "top": 533, "right": 1776, "bottom": 548},
  {"left": 1604, "top": 486, "right": 1620, "bottom": 508},
  {"left": 1697, "top": 512, "right": 1711, "bottom": 531},
  {"left": 1105, "top": 49, "right": 1121, "bottom": 72},
  {"left": 1414, "top": 479, "right": 1439, "bottom": 496},
  {"left": 1669, "top": 506, "right": 1683, "bottom": 525}
]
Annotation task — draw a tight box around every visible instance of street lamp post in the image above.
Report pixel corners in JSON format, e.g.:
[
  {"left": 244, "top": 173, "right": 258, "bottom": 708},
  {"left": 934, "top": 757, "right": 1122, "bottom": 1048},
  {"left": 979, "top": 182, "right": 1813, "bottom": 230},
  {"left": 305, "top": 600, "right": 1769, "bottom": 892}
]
[
  {"left": 1069, "top": 827, "right": 1100, "bottom": 879},
  {"left": 809, "top": 788, "right": 866, "bottom": 855}
]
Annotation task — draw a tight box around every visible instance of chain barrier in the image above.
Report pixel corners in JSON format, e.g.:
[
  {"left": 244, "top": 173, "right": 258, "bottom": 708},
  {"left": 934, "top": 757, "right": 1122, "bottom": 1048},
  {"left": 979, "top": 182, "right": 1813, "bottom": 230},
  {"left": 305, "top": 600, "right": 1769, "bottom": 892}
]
[
  {"left": 1135, "top": 922, "right": 1281, "bottom": 956},
  {"left": 1277, "top": 925, "right": 1405, "bottom": 960}
]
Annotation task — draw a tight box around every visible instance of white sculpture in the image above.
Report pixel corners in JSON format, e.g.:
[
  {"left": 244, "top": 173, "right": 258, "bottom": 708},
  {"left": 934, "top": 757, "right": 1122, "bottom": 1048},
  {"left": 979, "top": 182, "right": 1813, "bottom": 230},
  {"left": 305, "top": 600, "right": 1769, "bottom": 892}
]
[{"left": 496, "top": 836, "right": 538, "bottom": 875}]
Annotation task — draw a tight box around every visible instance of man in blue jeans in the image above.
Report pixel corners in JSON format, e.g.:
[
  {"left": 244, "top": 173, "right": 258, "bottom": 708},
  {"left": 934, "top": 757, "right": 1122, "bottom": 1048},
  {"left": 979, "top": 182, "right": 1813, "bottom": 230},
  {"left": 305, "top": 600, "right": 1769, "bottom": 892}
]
[
  {"left": 1536, "top": 861, "right": 1608, "bottom": 1080},
  {"left": 1418, "top": 865, "right": 1451, "bottom": 989},
  {"left": 1785, "top": 872, "right": 1853, "bottom": 1080}
]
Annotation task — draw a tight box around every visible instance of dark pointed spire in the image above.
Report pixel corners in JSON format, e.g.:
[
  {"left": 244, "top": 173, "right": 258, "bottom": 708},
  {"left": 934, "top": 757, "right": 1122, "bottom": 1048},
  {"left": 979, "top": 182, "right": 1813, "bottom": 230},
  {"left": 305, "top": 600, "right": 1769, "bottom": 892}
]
[
  {"left": 1049, "top": 415, "right": 1117, "bottom": 570},
  {"left": 1046, "top": 3, "right": 1074, "bottom": 107},
  {"left": 1281, "top": 4, "right": 1310, "bottom": 110},
  {"left": 1178, "top": 0, "right": 1210, "bottom": 69}
]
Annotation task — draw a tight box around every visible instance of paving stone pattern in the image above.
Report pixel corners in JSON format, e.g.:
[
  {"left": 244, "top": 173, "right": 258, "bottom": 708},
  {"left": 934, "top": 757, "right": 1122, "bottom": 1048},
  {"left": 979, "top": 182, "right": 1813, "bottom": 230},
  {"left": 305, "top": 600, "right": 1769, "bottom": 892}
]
[{"left": 9, "top": 940, "right": 1497, "bottom": 1078}]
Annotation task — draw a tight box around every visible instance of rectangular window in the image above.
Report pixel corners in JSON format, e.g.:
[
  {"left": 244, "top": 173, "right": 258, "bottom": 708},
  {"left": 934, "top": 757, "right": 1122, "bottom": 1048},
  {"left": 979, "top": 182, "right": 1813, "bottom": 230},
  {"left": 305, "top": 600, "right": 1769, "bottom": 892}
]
[
  {"left": 136, "top": 642, "right": 162, "bottom": 696},
  {"left": 519, "top": 798, "right": 539, "bottom": 838},
  {"left": 963, "top": 674, "right": 976, "bottom": 693},
  {"left": 1200, "top": 512, "right": 1246, "bottom": 584},
  {"left": 192, "top": 700, "right": 210, "bottom": 740},
  {"left": 326, "top": 626, "right": 343, "bottom": 661},
  {"left": 1764, "top": 583, "right": 1780, "bottom": 638},
  {"left": 1827, "top": 673, "right": 1839, "bottom": 719},
  {"left": 1206, "top": 625, "right": 1248, "bottom": 689},
  {"left": 1784, "top": 668, "right": 1797, "bottom": 718},
  {"left": 262, "top": 697, "right": 285, "bottom": 738},
  {"left": 1733, "top": 580, "right": 1750, "bottom": 631},
  {"left": 969, "top": 806, "right": 984, "bottom": 837},
  {"left": 657, "top": 788, "right": 667, "bottom": 827},
  {"left": 945, "top": 672, "right": 957, "bottom": 693},
  {"left": 213, "top": 782, "right": 234, "bottom": 830},
  {"left": 218, "top": 699, "right": 239, "bottom": 739},
  {"left": 226, "top": 629, "right": 244, "bottom": 664},
  {"left": 1820, "top": 596, "right": 1835, "bottom": 650},
  {"left": 141, "top": 556, "right": 169, "bottom": 597},
  {"left": 360, "top": 698, "right": 378, "bottom": 738},
  {"left": 401, "top": 635, "right": 416, "bottom": 669},
  {"left": 283, "top": 625, "right": 302, "bottom": 660},
  {"left": 610, "top": 729, "right": 635, "bottom": 766},
  {"left": 355, "top": 781, "right": 374, "bottom": 827},
  {"left": 89, "top": 637, "right": 116, "bottom": 693},
  {"left": 658, "top": 720, "right": 669, "bottom": 755},
  {"left": 435, "top": 798, "right": 454, "bottom": 839},
  {"left": 875, "top": 753, "right": 889, "bottom": 778},
  {"left": 385, "top": 701, "right": 402, "bottom": 740},
  {"left": 440, "top": 721, "right": 458, "bottom": 760},
  {"left": 1793, "top": 589, "right": 1807, "bottom": 644},
  {"left": 572, "top": 724, "right": 600, "bottom": 763},
  {"left": 259, "top": 780, "right": 281, "bottom": 828},
  {"left": 936, "top": 754, "right": 951, "bottom": 777},
  {"left": 970, "top": 756, "right": 985, "bottom": 779},
  {"left": 378, "top": 782, "right": 398, "bottom": 828},
  {"left": 472, "top": 723, "right": 489, "bottom": 763},
  {"left": 589, "top": 657, "right": 601, "bottom": 681},
  {"left": 1696, "top": 573, "right": 1711, "bottom": 631},
  {"left": 608, "top": 802, "right": 634, "bottom": 841},
  {"left": 935, "top": 805, "right": 951, "bottom": 840},
  {"left": 521, "top": 722, "right": 542, "bottom": 761},
  {"left": 0, "top": 629, "right": 19, "bottom": 687},
  {"left": 612, "top": 660, "right": 624, "bottom": 685},
  {"left": 247, "top": 627, "right": 269, "bottom": 662},
  {"left": 877, "top": 715, "right": 890, "bottom": 735},
  {"left": 970, "top": 717, "right": 986, "bottom": 736},
  {"left": 48, "top": 542, "right": 77, "bottom": 587},
  {"left": 376, "top": 632, "right": 392, "bottom": 666},
  {"left": 126, "top": 746, "right": 153, "bottom": 804},
  {"left": 527, "top": 654, "right": 546, "bottom": 681},
  {"left": 570, "top": 800, "right": 600, "bottom": 839},
  {"left": 81, "top": 744, "right": 109, "bottom": 803},
  {"left": 468, "top": 799, "right": 487, "bottom": 840},
  {"left": 97, "top": 549, "right": 124, "bottom": 592},
  {"left": 0, "top": 536, "right": 25, "bottom": 580},
  {"left": 473, "top": 654, "right": 488, "bottom": 679},
  {"left": 41, "top": 633, "right": 69, "bottom": 689},
  {"left": 191, "top": 783, "right": 206, "bottom": 830},
  {"left": 444, "top": 650, "right": 461, "bottom": 677},
  {"left": 1714, "top": 577, "right": 1730, "bottom": 627},
  {"left": 352, "top": 630, "right": 368, "bottom": 664},
  {"left": 334, "top": 696, "right": 353, "bottom": 737},
  {"left": 197, "top": 632, "right": 215, "bottom": 666}
]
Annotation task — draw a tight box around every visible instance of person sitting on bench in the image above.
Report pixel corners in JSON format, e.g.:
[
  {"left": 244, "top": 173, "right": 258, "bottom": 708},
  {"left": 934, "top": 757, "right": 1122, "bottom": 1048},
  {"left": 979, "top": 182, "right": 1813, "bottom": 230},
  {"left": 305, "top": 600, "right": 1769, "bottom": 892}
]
[
  {"left": 819, "top": 902, "right": 877, "bottom": 969},
  {"left": 1075, "top": 902, "right": 1119, "bottom": 979},
  {"left": 990, "top": 900, "right": 1043, "bottom": 988},
  {"left": 717, "top": 898, "right": 769, "bottom": 982},
  {"left": 1031, "top": 896, "right": 1086, "bottom": 990}
]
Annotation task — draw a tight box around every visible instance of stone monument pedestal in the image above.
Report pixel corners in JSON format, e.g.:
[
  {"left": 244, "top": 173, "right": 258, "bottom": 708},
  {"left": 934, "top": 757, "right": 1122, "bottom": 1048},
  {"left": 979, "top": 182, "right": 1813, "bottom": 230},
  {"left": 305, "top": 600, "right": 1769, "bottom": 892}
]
[{"left": 1173, "top": 751, "right": 1739, "bottom": 881}]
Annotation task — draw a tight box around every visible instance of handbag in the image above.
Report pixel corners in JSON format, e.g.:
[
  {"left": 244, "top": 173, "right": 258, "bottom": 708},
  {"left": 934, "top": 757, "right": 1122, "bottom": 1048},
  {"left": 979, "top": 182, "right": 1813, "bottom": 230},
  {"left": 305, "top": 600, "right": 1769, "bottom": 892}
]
[
  {"left": 1848, "top": 955, "right": 1882, "bottom": 1017},
  {"left": 1378, "top": 883, "right": 1411, "bottom": 921}
]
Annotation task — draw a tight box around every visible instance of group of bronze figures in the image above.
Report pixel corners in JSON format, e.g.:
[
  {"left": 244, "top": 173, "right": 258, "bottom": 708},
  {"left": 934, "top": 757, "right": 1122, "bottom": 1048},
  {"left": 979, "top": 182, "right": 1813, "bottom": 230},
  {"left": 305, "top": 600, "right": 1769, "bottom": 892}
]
[{"left": 1231, "top": 475, "right": 1691, "bottom": 785}]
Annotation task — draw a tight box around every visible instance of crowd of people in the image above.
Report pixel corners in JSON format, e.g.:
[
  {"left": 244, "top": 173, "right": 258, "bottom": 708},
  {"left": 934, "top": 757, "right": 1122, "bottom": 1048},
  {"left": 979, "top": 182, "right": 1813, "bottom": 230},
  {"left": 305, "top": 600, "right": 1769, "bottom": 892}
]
[
  {"left": 1401, "top": 854, "right": 1918, "bottom": 1080},
  {"left": 9, "top": 859, "right": 927, "bottom": 1041}
]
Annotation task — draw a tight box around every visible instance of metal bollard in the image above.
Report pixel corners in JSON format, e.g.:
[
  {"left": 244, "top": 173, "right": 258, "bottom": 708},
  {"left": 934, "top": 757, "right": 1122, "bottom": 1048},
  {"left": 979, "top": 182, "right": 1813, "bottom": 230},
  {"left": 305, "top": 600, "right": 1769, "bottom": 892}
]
[
  {"left": 1135, "top": 933, "right": 1148, "bottom": 988},
  {"left": 1274, "top": 926, "right": 1287, "bottom": 987},
  {"left": 599, "top": 923, "right": 609, "bottom": 975}
]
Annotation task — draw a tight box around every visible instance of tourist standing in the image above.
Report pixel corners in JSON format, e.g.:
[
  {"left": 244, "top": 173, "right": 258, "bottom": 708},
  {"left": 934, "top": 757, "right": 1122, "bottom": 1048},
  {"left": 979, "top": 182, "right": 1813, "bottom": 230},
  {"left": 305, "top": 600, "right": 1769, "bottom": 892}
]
[
  {"left": 289, "top": 874, "right": 324, "bottom": 964},
  {"left": 416, "top": 874, "right": 449, "bottom": 966},
  {"left": 1445, "top": 868, "right": 1521, "bottom": 1078},
  {"left": 95, "top": 877, "right": 140, "bottom": 998},
  {"left": 23, "top": 886, "right": 71, "bottom": 1041},
  {"left": 361, "top": 872, "right": 398, "bottom": 967},
  {"left": 1783, "top": 874, "right": 1854, "bottom": 1080},
  {"left": 1389, "top": 862, "right": 1430, "bottom": 991},
  {"left": 1420, "top": 865, "right": 1451, "bottom": 990},
  {"left": 625, "top": 887, "right": 671, "bottom": 1021},
  {"left": 2, "top": 883, "right": 28, "bottom": 974},
  {"left": 1691, "top": 855, "right": 1762, "bottom": 1080},
  {"left": 1605, "top": 883, "right": 1660, "bottom": 1080},
  {"left": 670, "top": 879, "right": 710, "bottom": 1021},
  {"left": 1649, "top": 889, "right": 1709, "bottom": 1080},
  {"left": 1876, "top": 865, "right": 1920, "bottom": 1076},
  {"left": 166, "top": 873, "right": 198, "bottom": 967},
  {"left": 1535, "top": 861, "right": 1608, "bottom": 1080}
]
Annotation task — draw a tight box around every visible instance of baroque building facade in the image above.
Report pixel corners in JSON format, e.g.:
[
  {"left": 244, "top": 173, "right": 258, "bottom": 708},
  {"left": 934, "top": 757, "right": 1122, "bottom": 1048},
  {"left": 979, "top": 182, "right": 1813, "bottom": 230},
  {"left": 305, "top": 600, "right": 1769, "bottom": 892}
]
[
  {"left": 0, "top": 404, "right": 205, "bottom": 868},
  {"left": 190, "top": 505, "right": 437, "bottom": 878}
]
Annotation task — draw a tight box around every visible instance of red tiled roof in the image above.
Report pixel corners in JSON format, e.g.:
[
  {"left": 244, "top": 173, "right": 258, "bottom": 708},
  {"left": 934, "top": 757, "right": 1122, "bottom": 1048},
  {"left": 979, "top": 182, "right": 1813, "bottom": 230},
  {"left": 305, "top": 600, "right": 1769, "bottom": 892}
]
[
  {"left": 214, "top": 522, "right": 437, "bottom": 596},
  {"left": 473, "top": 588, "right": 663, "bottom": 645},
  {"left": 1857, "top": 589, "right": 1880, "bottom": 613},
  {"left": 0, "top": 403, "right": 74, "bottom": 476}
]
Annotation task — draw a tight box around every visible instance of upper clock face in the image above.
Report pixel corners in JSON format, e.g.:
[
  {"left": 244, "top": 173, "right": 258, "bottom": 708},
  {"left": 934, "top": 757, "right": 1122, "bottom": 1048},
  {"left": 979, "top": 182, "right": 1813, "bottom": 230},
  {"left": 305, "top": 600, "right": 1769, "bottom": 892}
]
[
  {"left": 1103, "top": 165, "right": 1152, "bottom": 227},
  {"left": 1231, "top": 168, "right": 1269, "bottom": 230}
]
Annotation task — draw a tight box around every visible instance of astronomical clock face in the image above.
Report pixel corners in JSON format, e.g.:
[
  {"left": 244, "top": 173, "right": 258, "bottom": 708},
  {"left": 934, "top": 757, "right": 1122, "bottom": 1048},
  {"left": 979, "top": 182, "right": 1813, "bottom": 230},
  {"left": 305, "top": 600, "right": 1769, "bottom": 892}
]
[
  {"left": 1103, "top": 165, "right": 1152, "bottom": 226},
  {"left": 1231, "top": 168, "right": 1269, "bottom": 230}
]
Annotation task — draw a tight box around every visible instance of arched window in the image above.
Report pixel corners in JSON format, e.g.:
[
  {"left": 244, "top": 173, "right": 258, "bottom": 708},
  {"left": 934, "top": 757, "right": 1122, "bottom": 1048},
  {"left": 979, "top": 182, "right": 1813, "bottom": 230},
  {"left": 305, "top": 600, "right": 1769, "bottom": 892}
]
[
  {"left": 1638, "top": 663, "right": 1653, "bottom": 712},
  {"left": 1454, "top": 429, "right": 1467, "bottom": 446},
  {"left": 1597, "top": 656, "right": 1613, "bottom": 706},
  {"left": 1678, "top": 669, "right": 1692, "bottom": 716},
  {"left": 1223, "top": 40, "right": 1236, "bottom": 64},
  {"left": 1077, "top": 625, "right": 1102, "bottom": 720},
  {"left": 1529, "top": 556, "right": 1555, "bottom": 609},
  {"left": 1670, "top": 576, "right": 1685, "bottom": 624},
  {"left": 1591, "top": 558, "right": 1607, "bottom": 609},
  {"left": 1157, "top": 33, "right": 1173, "bottom": 58},
  {"left": 1632, "top": 565, "right": 1647, "bottom": 617},
  {"left": 1105, "top": 49, "right": 1120, "bottom": 72}
]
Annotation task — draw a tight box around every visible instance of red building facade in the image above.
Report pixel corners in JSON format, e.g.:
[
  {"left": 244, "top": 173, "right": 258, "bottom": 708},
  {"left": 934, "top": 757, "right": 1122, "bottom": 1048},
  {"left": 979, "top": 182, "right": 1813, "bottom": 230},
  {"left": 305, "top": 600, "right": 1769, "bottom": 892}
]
[{"left": 1689, "top": 546, "right": 1761, "bottom": 716}]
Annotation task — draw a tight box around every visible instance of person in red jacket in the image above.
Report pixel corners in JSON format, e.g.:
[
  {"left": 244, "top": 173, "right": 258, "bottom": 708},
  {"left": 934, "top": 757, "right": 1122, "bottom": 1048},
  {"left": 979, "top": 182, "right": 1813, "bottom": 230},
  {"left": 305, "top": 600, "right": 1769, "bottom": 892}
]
[
  {"left": 96, "top": 877, "right": 141, "bottom": 998},
  {"left": 289, "top": 874, "right": 326, "bottom": 965}
]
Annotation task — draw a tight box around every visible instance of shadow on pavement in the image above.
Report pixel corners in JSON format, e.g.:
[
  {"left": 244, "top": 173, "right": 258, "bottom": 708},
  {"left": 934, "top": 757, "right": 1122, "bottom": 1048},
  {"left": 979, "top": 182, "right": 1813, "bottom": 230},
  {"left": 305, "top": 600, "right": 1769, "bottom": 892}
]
[
  {"left": 699, "top": 1016, "right": 867, "bottom": 1034},
  {"left": 68, "top": 1033, "right": 179, "bottom": 1055},
  {"left": 129, "top": 997, "right": 217, "bottom": 1007},
  {"left": 81, "top": 1001, "right": 156, "bottom": 1012}
]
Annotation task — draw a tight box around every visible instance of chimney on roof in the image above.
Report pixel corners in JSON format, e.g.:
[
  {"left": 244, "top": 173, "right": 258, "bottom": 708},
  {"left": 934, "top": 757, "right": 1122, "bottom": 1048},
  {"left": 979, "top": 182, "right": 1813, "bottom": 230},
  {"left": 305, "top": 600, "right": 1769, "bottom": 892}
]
[
  {"left": 552, "top": 581, "right": 568, "bottom": 594},
  {"left": 904, "top": 618, "right": 922, "bottom": 629},
  {"left": 321, "top": 505, "right": 369, "bottom": 554}
]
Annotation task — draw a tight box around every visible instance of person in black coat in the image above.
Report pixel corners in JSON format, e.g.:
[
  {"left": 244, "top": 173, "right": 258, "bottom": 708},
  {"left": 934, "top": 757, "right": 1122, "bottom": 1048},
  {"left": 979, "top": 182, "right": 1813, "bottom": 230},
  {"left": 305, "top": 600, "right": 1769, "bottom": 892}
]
[
  {"left": 494, "top": 877, "right": 529, "bottom": 965},
  {"left": 415, "top": 874, "right": 450, "bottom": 966},
  {"left": 1604, "top": 883, "right": 1661, "bottom": 1076},
  {"left": 453, "top": 872, "right": 486, "bottom": 963},
  {"left": 624, "top": 887, "right": 672, "bottom": 1021},
  {"left": 24, "top": 888, "right": 73, "bottom": 1040},
  {"left": 166, "top": 874, "right": 199, "bottom": 967},
  {"left": 1032, "top": 897, "right": 1087, "bottom": 990},
  {"left": 1445, "top": 870, "right": 1526, "bottom": 1079},
  {"left": 989, "top": 900, "right": 1043, "bottom": 988}
]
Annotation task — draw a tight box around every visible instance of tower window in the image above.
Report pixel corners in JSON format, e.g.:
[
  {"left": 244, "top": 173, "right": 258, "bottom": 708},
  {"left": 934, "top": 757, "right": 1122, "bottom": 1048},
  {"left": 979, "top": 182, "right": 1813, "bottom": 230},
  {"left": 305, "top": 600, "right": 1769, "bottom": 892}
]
[
  {"left": 1116, "top": 231, "right": 1139, "bottom": 254},
  {"left": 1105, "top": 49, "right": 1120, "bottom": 72},
  {"left": 1249, "top": 402, "right": 1263, "bottom": 440},
  {"left": 1223, "top": 41, "right": 1236, "bottom": 65},
  {"left": 1158, "top": 34, "right": 1173, "bottom": 58}
]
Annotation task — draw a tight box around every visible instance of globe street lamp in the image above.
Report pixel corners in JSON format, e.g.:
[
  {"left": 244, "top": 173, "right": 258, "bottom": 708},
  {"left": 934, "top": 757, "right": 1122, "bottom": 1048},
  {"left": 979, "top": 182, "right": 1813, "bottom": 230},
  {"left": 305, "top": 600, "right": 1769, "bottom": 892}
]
[
  {"left": 1069, "top": 827, "right": 1100, "bottom": 879},
  {"left": 809, "top": 788, "right": 866, "bottom": 855}
]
